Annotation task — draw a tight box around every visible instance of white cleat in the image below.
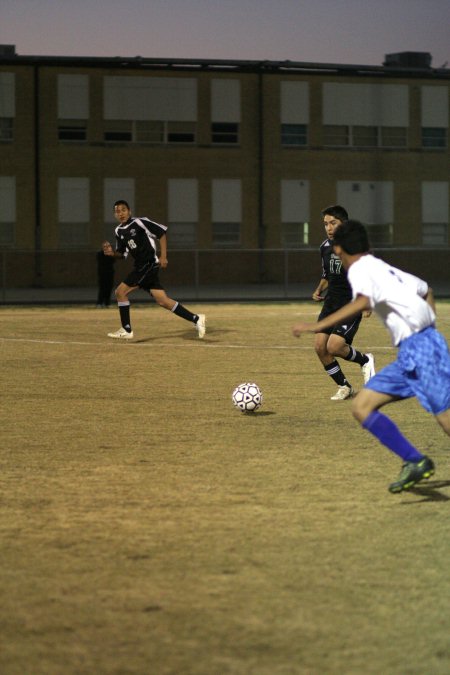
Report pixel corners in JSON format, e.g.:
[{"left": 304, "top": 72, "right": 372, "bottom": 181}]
[
  {"left": 330, "top": 385, "right": 354, "bottom": 400},
  {"left": 107, "top": 327, "right": 134, "bottom": 340},
  {"left": 196, "top": 314, "right": 206, "bottom": 339},
  {"left": 361, "top": 353, "right": 376, "bottom": 384}
]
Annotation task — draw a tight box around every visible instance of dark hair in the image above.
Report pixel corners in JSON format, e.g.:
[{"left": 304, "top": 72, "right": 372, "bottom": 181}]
[
  {"left": 332, "top": 219, "right": 370, "bottom": 254},
  {"left": 114, "top": 199, "right": 130, "bottom": 209},
  {"left": 321, "top": 204, "right": 349, "bottom": 222}
]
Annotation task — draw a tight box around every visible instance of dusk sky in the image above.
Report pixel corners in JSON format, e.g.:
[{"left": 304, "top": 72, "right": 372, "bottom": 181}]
[{"left": 1, "top": 0, "right": 449, "bottom": 68}]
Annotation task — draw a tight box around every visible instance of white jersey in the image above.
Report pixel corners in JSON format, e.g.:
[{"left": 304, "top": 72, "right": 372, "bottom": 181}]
[{"left": 348, "top": 254, "right": 435, "bottom": 346}]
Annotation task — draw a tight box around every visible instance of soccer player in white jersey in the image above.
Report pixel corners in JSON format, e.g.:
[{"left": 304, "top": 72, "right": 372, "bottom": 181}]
[
  {"left": 292, "top": 220, "right": 450, "bottom": 493},
  {"left": 103, "top": 200, "right": 206, "bottom": 339}
]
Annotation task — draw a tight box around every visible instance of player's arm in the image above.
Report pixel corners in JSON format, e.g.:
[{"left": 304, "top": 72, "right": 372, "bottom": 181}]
[
  {"left": 293, "top": 294, "right": 370, "bottom": 337},
  {"left": 158, "top": 234, "right": 168, "bottom": 268},
  {"left": 312, "top": 278, "right": 328, "bottom": 301},
  {"left": 102, "top": 241, "right": 124, "bottom": 259}
]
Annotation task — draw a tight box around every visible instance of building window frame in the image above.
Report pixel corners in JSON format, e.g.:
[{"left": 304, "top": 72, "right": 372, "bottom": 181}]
[{"left": 281, "top": 123, "right": 308, "bottom": 147}]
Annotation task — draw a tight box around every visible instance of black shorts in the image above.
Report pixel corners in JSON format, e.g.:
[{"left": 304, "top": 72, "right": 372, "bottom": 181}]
[
  {"left": 124, "top": 263, "right": 165, "bottom": 292},
  {"left": 317, "top": 300, "right": 362, "bottom": 344}
]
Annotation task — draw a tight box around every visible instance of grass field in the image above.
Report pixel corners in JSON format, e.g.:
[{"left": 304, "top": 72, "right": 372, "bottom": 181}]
[{"left": 1, "top": 302, "right": 449, "bottom": 675}]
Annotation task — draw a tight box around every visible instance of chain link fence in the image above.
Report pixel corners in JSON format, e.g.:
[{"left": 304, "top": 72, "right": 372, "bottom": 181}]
[{"left": 1, "top": 248, "right": 449, "bottom": 303}]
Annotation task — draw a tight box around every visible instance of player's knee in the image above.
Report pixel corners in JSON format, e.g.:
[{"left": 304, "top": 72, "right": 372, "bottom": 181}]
[
  {"left": 436, "top": 410, "right": 450, "bottom": 436},
  {"left": 351, "top": 393, "right": 369, "bottom": 423},
  {"left": 327, "top": 344, "right": 340, "bottom": 357}
]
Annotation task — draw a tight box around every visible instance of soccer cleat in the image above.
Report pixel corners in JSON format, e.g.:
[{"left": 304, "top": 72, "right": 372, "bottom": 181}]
[
  {"left": 330, "top": 385, "right": 353, "bottom": 400},
  {"left": 361, "top": 353, "right": 376, "bottom": 384},
  {"left": 388, "top": 456, "right": 435, "bottom": 494},
  {"left": 107, "top": 327, "right": 134, "bottom": 340},
  {"left": 196, "top": 314, "right": 206, "bottom": 339}
]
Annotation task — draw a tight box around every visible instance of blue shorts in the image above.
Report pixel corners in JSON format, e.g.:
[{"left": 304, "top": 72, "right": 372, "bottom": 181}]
[{"left": 366, "top": 327, "right": 450, "bottom": 415}]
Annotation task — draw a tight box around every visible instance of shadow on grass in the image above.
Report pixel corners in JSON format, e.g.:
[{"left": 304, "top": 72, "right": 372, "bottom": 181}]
[
  {"left": 240, "top": 410, "right": 276, "bottom": 417},
  {"left": 402, "top": 480, "right": 450, "bottom": 503}
]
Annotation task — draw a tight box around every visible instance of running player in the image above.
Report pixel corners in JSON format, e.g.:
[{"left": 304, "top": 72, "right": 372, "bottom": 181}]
[
  {"left": 312, "top": 205, "right": 375, "bottom": 400},
  {"left": 103, "top": 200, "right": 206, "bottom": 339},
  {"left": 293, "top": 220, "right": 450, "bottom": 493}
]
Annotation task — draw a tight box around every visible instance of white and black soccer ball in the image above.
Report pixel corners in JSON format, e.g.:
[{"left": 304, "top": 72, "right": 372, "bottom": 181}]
[{"left": 232, "top": 382, "right": 263, "bottom": 413}]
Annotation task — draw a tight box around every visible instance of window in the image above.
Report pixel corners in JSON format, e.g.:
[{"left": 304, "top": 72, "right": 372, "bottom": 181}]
[
  {"left": 281, "top": 124, "right": 307, "bottom": 147},
  {"left": 0, "top": 73, "right": 15, "bottom": 142},
  {"left": 0, "top": 117, "right": 13, "bottom": 141},
  {"left": 212, "top": 179, "right": 241, "bottom": 248},
  {"left": 58, "top": 119, "right": 87, "bottom": 141},
  {"left": 211, "top": 122, "right": 239, "bottom": 144},
  {"left": 282, "top": 223, "right": 309, "bottom": 247},
  {"left": 167, "top": 121, "right": 195, "bottom": 143},
  {"left": 168, "top": 179, "right": 198, "bottom": 248},
  {"left": 337, "top": 181, "right": 393, "bottom": 245},
  {"left": 280, "top": 179, "right": 310, "bottom": 247},
  {"left": 380, "top": 126, "right": 407, "bottom": 148},
  {"left": 421, "top": 86, "right": 448, "bottom": 149},
  {"left": 212, "top": 223, "right": 240, "bottom": 246},
  {"left": 103, "top": 76, "right": 197, "bottom": 143},
  {"left": 323, "top": 125, "right": 349, "bottom": 146},
  {"left": 0, "top": 176, "right": 15, "bottom": 246},
  {"left": 103, "top": 120, "right": 195, "bottom": 144},
  {"left": 168, "top": 223, "right": 197, "bottom": 248},
  {"left": 280, "top": 81, "right": 309, "bottom": 148},
  {"left": 422, "top": 182, "right": 448, "bottom": 246},
  {"left": 104, "top": 121, "right": 132, "bottom": 142},
  {"left": 353, "top": 126, "right": 378, "bottom": 147},
  {"left": 422, "top": 223, "right": 448, "bottom": 246},
  {"left": 58, "top": 177, "right": 90, "bottom": 247},
  {"left": 211, "top": 79, "right": 240, "bottom": 145},
  {"left": 136, "top": 120, "right": 164, "bottom": 143},
  {"left": 365, "top": 224, "right": 393, "bottom": 246},
  {"left": 324, "top": 125, "right": 406, "bottom": 148},
  {"left": 421, "top": 127, "right": 447, "bottom": 148},
  {"left": 57, "top": 75, "right": 88, "bottom": 145}
]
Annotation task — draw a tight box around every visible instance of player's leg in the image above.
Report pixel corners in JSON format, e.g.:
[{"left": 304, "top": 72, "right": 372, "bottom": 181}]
[
  {"left": 108, "top": 281, "right": 137, "bottom": 339},
  {"left": 314, "top": 331, "right": 352, "bottom": 400},
  {"left": 150, "top": 289, "right": 206, "bottom": 338},
  {"left": 435, "top": 409, "right": 450, "bottom": 436},
  {"left": 353, "top": 373, "right": 434, "bottom": 493},
  {"left": 314, "top": 331, "right": 353, "bottom": 400},
  {"left": 328, "top": 317, "right": 375, "bottom": 384}
]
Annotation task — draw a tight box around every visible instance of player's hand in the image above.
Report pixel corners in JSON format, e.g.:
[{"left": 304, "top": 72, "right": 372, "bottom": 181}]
[
  {"left": 292, "top": 322, "right": 314, "bottom": 337},
  {"left": 159, "top": 256, "right": 168, "bottom": 268},
  {"left": 312, "top": 291, "right": 324, "bottom": 302}
]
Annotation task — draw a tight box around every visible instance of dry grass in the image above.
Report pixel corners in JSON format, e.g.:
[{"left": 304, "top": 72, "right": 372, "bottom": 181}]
[{"left": 1, "top": 302, "right": 449, "bottom": 675}]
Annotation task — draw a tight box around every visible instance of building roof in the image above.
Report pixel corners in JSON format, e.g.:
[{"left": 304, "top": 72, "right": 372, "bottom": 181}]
[{"left": 1, "top": 49, "right": 449, "bottom": 79}]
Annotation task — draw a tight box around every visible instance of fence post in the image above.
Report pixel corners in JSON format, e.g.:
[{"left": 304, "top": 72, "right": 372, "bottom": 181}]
[
  {"left": 284, "top": 249, "right": 289, "bottom": 299},
  {"left": 194, "top": 249, "right": 199, "bottom": 299},
  {"left": 1, "top": 250, "right": 6, "bottom": 303}
]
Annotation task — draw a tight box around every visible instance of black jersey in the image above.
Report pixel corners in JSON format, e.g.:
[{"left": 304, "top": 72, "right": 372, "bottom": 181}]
[
  {"left": 320, "top": 238, "right": 353, "bottom": 306},
  {"left": 115, "top": 217, "right": 167, "bottom": 270}
]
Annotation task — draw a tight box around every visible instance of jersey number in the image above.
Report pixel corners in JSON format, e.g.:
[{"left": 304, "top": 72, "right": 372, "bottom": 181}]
[
  {"left": 330, "top": 258, "right": 342, "bottom": 274},
  {"left": 128, "top": 239, "right": 137, "bottom": 249}
]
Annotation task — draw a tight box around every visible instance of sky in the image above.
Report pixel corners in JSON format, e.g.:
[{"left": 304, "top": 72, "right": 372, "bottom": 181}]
[{"left": 0, "top": 0, "right": 449, "bottom": 68}]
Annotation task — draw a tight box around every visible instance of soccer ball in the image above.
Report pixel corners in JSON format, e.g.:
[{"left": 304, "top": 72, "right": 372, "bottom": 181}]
[{"left": 232, "top": 382, "right": 263, "bottom": 413}]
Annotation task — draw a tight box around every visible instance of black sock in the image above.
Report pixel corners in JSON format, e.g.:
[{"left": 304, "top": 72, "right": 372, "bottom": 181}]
[
  {"left": 118, "top": 302, "right": 132, "bottom": 332},
  {"left": 343, "top": 346, "right": 368, "bottom": 366},
  {"left": 324, "top": 360, "right": 350, "bottom": 387},
  {"left": 171, "top": 301, "right": 197, "bottom": 323}
]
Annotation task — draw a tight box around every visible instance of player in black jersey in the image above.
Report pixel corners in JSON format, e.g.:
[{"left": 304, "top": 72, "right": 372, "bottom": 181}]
[
  {"left": 312, "top": 205, "right": 375, "bottom": 399},
  {"left": 103, "top": 200, "right": 206, "bottom": 340}
]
